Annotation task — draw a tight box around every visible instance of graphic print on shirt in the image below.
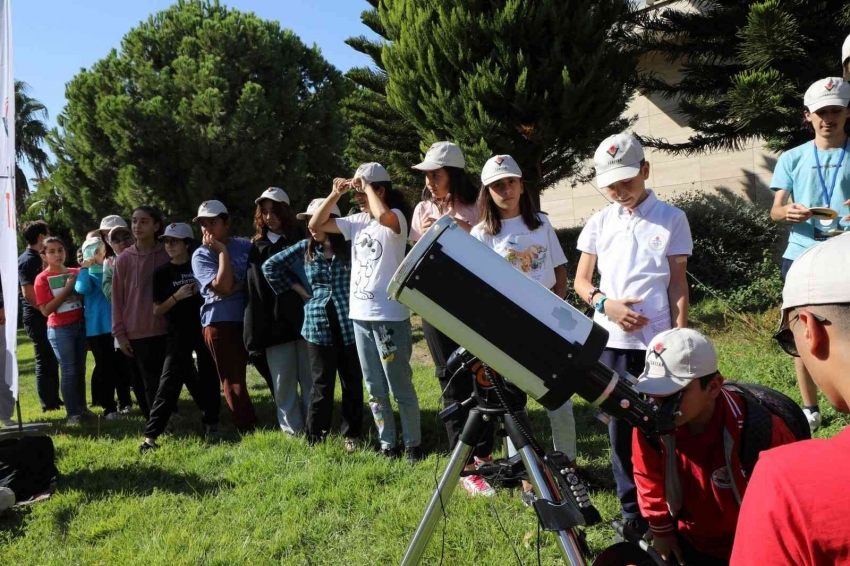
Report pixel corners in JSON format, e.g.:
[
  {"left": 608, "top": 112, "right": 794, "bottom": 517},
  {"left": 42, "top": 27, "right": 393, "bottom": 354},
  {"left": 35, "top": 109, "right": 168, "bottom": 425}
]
[
  {"left": 711, "top": 466, "right": 732, "bottom": 490},
  {"left": 352, "top": 233, "right": 383, "bottom": 300},
  {"left": 647, "top": 234, "right": 667, "bottom": 252},
  {"left": 376, "top": 324, "right": 397, "bottom": 363},
  {"left": 503, "top": 236, "right": 547, "bottom": 278}
]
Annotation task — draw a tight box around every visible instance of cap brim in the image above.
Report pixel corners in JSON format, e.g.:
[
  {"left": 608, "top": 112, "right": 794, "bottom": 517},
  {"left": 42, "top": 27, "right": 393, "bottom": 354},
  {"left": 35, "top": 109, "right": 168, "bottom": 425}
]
[
  {"left": 596, "top": 163, "right": 642, "bottom": 189},
  {"left": 411, "top": 161, "right": 444, "bottom": 171},
  {"left": 807, "top": 98, "right": 850, "bottom": 113},
  {"left": 295, "top": 213, "right": 312, "bottom": 220},
  {"left": 192, "top": 213, "right": 218, "bottom": 223},
  {"left": 634, "top": 375, "right": 692, "bottom": 397},
  {"left": 482, "top": 172, "right": 522, "bottom": 186}
]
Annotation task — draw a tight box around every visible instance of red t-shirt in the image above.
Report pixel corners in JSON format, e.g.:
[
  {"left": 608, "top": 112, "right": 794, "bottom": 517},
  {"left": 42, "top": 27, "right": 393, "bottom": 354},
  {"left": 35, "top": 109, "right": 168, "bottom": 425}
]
[
  {"left": 34, "top": 268, "right": 84, "bottom": 327},
  {"left": 731, "top": 427, "right": 850, "bottom": 565}
]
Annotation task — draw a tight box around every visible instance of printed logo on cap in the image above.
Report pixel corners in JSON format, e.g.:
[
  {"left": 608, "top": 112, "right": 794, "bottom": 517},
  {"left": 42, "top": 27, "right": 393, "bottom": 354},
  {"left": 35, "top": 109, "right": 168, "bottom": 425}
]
[
  {"left": 653, "top": 342, "right": 665, "bottom": 355},
  {"left": 495, "top": 156, "right": 504, "bottom": 165},
  {"left": 648, "top": 234, "right": 667, "bottom": 251},
  {"left": 170, "top": 223, "right": 177, "bottom": 228},
  {"left": 202, "top": 201, "right": 208, "bottom": 206},
  {"left": 826, "top": 78, "right": 837, "bottom": 91},
  {"left": 607, "top": 144, "right": 620, "bottom": 158}
]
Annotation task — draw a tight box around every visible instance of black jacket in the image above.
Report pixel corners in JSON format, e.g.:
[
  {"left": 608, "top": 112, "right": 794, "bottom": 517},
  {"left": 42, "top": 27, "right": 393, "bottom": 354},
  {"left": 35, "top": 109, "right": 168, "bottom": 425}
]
[{"left": 243, "top": 235, "right": 306, "bottom": 352}]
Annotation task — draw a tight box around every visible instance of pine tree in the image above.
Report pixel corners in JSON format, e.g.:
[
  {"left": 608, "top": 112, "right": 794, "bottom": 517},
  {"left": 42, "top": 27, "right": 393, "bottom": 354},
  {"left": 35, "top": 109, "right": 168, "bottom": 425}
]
[
  {"left": 343, "top": 1, "right": 422, "bottom": 200},
  {"left": 380, "top": 0, "right": 637, "bottom": 194},
  {"left": 634, "top": 0, "right": 850, "bottom": 154}
]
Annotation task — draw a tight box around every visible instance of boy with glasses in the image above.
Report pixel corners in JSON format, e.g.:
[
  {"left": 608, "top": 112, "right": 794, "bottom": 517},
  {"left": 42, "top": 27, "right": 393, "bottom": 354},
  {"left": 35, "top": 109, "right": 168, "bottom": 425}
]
[
  {"left": 732, "top": 235, "right": 850, "bottom": 565},
  {"left": 769, "top": 77, "right": 850, "bottom": 430}
]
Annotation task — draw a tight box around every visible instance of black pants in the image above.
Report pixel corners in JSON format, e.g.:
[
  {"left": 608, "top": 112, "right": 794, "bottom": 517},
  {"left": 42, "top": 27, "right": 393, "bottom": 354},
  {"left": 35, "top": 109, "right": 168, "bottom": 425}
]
[
  {"left": 87, "top": 333, "right": 123, "bottom": 414},
  {"left": 422, "top": 320, "right": 494, "bottom": 459},
  {"left": 306, "top": 341, "right": 363, "bottom": 441},
  {"left": 23, "top": 316, "right": 61, "bottom": 410},
  {"left": 144, "top": 330, "right": 221, "bottom": 439},
  {"left": 128, "top": 335, "right": 168, "bottom": 420},
  {"left": 600, "top": 348, "right": 646, "bottom": 520},
  {"left": 117, "top": 348, "right": 142, "bottom": 412},
  {"left": 305, "top": 303, "right": 363, "bottom": 441}
]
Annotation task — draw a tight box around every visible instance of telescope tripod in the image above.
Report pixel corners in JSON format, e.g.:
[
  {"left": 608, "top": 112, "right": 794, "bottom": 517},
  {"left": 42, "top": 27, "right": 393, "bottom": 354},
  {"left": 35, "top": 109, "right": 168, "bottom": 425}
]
[{"left": 401, "top": 400, "right": 598, "bottom": 565}]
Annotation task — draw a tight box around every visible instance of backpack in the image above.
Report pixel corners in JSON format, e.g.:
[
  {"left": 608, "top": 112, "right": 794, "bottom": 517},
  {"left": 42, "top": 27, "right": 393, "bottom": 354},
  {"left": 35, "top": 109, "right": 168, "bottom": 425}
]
[
  {"left": 722, "top": 381, "right": 810, "bottom": 477},
  {"left": 0, "top": 436, "right": 58, "bottom": 503}
]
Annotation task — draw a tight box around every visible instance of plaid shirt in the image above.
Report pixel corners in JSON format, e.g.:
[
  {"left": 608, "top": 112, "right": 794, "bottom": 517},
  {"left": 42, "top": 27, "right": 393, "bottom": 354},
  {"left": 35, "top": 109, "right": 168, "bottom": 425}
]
[{"left": 262, "top": 239, "right": 355, "bottom": 347}]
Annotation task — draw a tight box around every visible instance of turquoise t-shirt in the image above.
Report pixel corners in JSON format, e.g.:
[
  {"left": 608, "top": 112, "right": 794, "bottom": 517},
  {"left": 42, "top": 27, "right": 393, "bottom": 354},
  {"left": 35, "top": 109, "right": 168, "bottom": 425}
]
[{"left": 771, "top": 140, "right": 850, "bottom": 260}]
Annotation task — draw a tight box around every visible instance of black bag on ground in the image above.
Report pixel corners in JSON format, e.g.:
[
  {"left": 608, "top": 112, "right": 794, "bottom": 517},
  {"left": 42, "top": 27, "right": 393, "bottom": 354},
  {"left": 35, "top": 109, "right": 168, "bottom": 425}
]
[
  {"left": 723, "top": 381, "right": 811, "bottom": 476},
  {"left": 0, "top": 435, "right": 58, "bottom": 502}
]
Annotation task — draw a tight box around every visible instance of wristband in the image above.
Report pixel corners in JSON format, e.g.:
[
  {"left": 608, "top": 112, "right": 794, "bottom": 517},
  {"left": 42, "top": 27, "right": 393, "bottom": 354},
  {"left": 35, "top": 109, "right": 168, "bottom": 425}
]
[
  {"left": 587, "top": 287, "right": 602, "bottom": 305},
  {"left": 171, "top": 294, "right": 178, "bottom": 304},
  {"left": 594, "top": 296, "right": 608, "bottom": 315}
]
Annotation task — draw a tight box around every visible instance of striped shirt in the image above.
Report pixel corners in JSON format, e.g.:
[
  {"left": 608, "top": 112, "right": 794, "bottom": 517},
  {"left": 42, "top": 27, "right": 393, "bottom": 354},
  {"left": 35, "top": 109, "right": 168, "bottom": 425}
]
[{"left": 262, "top": 239, "right": 355, "bottom": 346}]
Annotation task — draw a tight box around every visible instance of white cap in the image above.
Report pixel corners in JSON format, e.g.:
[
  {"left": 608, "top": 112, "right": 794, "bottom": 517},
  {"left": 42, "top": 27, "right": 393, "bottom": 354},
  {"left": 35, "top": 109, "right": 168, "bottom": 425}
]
[
  {"left": 99, "top": 215, "right": 127, "bottom": 231},
  {"left": 781, "top": 234, "right": 850, "bottom": 329},
  {"left": 803, "top": 78, "right": 850, "bottom": 113},
  {"left": 255, "top": 187, "right": 290, "bottom": 205},
  {"left": 635, "top": 329, "right": 719, "bottom": 397},
  {"left": 296, "top": 198, "right": 341, "bottom": 220},
  {"left": 193, "top": 200, "right": 228, "bottom": 222},
  {"left": 481, "top": 155, "right": 522, "bottom": 186},
  {"left": 160, "top": 222, "right": 194, "bottom": 240},
  {"left": 108, "top": 225, "right": 132, "bottom": 244},
  {"left": 354, "top": 162, "right": 391, "bottom": 184},
  {"left": 594, "top": 133, "right": 645, "bottom": 189},
  {"left": 842, "top": 34, "right": 850, "bottom": 66},
  {"left": 81, "top": 237, "right": 103, "bottom": 259},
  {"left": 412, "top": 141, "right": 466, "bottom": 171}
]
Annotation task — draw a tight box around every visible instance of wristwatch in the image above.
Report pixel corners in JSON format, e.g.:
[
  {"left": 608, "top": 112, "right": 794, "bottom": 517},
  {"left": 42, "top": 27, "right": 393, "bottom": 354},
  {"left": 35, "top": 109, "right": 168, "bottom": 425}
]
[{"left": 594, "top": 296, "right": 608, "bottom": 315}]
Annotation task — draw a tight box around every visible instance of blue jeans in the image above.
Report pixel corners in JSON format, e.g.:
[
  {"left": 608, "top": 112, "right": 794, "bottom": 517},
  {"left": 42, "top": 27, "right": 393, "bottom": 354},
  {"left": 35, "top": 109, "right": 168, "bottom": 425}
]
[
  {"left": 353, "top": 319, "right": 420, "bottom": 449},
  {"left": 47, "top": 321, "right": 88, "bottom": 417}
]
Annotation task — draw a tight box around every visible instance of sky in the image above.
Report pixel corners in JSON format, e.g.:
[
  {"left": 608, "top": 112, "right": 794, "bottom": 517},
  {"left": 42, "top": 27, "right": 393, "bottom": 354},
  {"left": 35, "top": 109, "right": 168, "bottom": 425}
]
[{"left": 14, "top": 0, "right": 378, "bottom": 181}]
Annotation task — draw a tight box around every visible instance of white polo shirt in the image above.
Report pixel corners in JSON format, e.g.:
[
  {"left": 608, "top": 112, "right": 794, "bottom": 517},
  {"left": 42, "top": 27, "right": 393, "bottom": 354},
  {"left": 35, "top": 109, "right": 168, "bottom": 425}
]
[{"left": 577, "top": 190, "right": 692, "bottom": 350}]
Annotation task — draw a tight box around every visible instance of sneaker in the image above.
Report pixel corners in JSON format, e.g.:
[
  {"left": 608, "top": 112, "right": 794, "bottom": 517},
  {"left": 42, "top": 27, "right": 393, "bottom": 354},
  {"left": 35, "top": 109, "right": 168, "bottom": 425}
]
[
  {"left": 804, "top": 408, "right": 822, "bottom": 431},
  {"left": 520, "top": 488, "right": 536, "bottom": 507},
  {"left": 204, "top": 424, "right": 221, "bottom": 442},
  {"left": 139, "top": 440, "right": 158, "bottom": 454},
  {"left": 0, "top": 486, "right": 15, "bottom": 511},
  {"left": 378, "top": 447, "right": 401, "bottom": 459},
  {"left": 462, "top": 474, "right": 496, "bottom": 497},
  {"left": 66, "top": 415, "right": 85, "bottom": 426},
  {"left": 344, "top": 438, "right": 359, "bottom": 453},
  {"left": 405, "top": 446, "right": 426, "bottom": 464},
  {"left": 119, "top": 405, "right": 132, "bottom": 415},
  {"left": 104, "top": 412, "right": 123, "bottom": 421}
]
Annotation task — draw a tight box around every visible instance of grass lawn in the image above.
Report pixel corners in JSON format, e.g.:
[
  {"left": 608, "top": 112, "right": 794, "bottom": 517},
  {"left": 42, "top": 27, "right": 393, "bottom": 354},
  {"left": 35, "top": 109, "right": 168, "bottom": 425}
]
[{"left": 1, "top": 303, "right": 845, "bottom": 565}]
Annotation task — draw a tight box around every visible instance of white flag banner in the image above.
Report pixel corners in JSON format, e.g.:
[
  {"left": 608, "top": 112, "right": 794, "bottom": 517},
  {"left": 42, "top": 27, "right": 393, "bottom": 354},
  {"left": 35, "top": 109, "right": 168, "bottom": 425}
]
[{"left": 0, "top": 0, "right": 16, "bottom": 400}]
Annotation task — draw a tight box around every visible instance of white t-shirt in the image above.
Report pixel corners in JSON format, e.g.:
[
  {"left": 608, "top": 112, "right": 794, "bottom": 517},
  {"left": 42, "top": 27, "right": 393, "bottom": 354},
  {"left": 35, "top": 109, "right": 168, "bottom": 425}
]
[
  {"left": 470, "top": 213, "right": 567, "bottom": 291},
  {"left": 577, "top": 190, "right": 692, "bottom": 350},
  {"left": 336, "top": 209, "right": 410, "bottom": 322}
]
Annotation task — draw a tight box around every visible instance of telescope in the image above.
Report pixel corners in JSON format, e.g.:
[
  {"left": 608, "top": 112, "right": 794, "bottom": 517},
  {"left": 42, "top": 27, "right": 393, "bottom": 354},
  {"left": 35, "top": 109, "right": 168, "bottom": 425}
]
[{"left": 387, "top": 215, "right": 671, "bottom": 566}]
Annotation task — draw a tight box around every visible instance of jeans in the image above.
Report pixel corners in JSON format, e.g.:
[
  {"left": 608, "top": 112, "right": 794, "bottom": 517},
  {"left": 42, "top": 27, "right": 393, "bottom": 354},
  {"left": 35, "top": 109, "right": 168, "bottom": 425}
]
[
  {"left": 353, "top": 319, "right": 420, "bottom": 449},
  {"left": 203, "top": 322, "right": 256, "bottom": 431},
  {"left": 422, "top": 319, "right": 494, "bottom": 458},
  {"left": 267, "top": 340, "right": 312, "bottom": 434},
  {"left": 600, "top": 348, "right": 646, "bottom": 520},
  {"left": 47, "top": 321, "right": 88, "bottom": 417},
  {"left": 506, "top": 400, "right": 576, "bottom": 461},
  {"left": 23, "top": 315, "right": 61, "bottom": 410},
  {"left": 144, "top": 330, "right": 220, "bottom": 439}
]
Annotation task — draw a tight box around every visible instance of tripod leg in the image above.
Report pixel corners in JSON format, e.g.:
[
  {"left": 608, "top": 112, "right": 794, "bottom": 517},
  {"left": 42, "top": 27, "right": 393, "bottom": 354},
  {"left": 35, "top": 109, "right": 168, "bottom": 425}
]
[
  {"left": 505, "top": 412, "right": 588, "bottom": 566},
  {"left": 401, "top": 409, "right": 489, "bottom": 566}
]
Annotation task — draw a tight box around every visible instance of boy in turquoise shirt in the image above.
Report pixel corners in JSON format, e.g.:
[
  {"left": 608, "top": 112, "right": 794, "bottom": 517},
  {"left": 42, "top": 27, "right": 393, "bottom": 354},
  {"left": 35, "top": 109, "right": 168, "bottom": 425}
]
[{"left": 770, "top": 77, "right": 850, "bottom": 430}]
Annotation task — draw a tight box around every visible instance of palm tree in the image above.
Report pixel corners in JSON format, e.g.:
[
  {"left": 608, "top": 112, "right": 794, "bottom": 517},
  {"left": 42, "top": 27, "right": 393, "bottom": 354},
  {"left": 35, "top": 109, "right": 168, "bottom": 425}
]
[{"left": 15, "top": 80, "right": 50, "bottom": 213}]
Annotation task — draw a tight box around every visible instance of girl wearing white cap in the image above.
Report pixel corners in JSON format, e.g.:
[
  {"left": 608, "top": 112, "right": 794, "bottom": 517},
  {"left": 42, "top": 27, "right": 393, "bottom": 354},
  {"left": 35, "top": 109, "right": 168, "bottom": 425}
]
[
  {"left": 471, "top": 154, "right": 576, "bottom": 501},
  {"left": 769, "top": 77, "right": 850, "bottom": 431},
  {"left": 411, "top": 142, "right": 493, "bottom": 493},
  {"left": 309, "top": 164, "right": 423, "bottom": 462},
  {"left": 140, "top": 223, "right": 220, "bottom": 452},
  {"left": 75, "top": 232, "right": 122, "bottom": 419},
  {"left": 263, "top": 199, "right": 363, "bottom": 450},
  {"left": 245, "top": 187, "right": 313, "bottom": 435}
]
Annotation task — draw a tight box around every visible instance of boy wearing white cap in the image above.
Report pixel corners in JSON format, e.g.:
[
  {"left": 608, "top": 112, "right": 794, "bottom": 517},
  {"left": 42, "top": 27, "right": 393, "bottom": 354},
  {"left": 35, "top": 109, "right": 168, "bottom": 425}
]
[
  {"left": 633, "top": 329, "right": 795, "bottom": 564},
  {"left": 574, "top": 132, "right": 693, "bottom": 535},
  {"left": 769, "top": 77, "right": 850, "bottom": 431},
  {"left": 732, "top": 234, "right": 850, "bottom": 565}
]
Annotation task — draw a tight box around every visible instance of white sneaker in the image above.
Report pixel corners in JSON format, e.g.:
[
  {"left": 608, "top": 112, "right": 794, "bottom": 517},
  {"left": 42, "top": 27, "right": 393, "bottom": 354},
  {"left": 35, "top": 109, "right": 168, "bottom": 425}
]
[
  {"left": 0, "top": 486, "right": 15, "bottom": 511},
  {"left": 462, "top": 474, "right": 496, "bottom": 497},
  {"left": 804, "top": 408, "right": 822, "bottom": 431}
]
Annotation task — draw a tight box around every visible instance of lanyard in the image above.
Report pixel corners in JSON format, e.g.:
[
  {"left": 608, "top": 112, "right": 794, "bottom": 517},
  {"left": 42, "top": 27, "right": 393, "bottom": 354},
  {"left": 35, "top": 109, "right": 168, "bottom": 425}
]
[{"left": 813, "top": 140, "right": 849, "bottom": 206}]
